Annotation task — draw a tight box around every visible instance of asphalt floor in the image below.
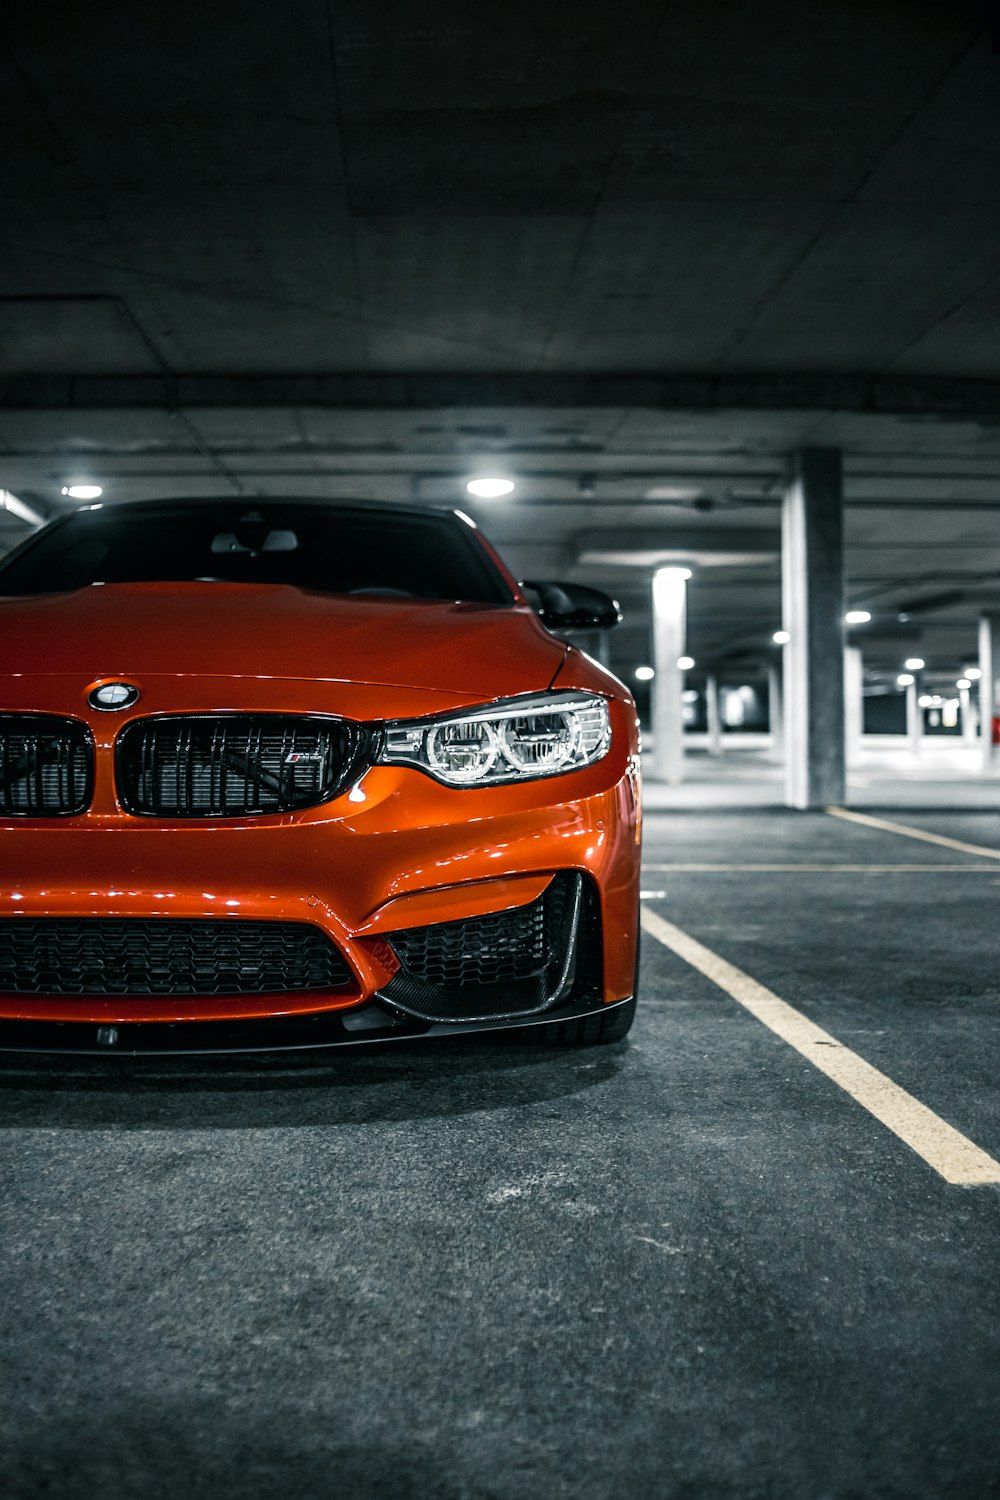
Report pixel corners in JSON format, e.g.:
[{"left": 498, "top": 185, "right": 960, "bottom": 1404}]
[{"left": 3, "top": 806, "right": 1000, "bottom": 1498}]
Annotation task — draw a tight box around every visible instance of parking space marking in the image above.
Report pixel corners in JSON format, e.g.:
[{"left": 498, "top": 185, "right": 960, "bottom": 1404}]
[
  {"left": 641, "top": 863, "right": 997, "bottom": 873},
  {"left": 826, "top": 806, "right": 1000, "bottom": 861},
  {"left": 640, "top": 907, "right": 1000, "bottom": 1187}
]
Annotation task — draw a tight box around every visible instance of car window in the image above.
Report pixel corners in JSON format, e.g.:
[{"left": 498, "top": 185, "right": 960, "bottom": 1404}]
[{"left": 0, "top": 503, "right": 513, "bottom": 605}]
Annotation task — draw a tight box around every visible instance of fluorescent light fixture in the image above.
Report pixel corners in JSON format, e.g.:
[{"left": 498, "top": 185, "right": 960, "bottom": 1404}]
[
  {"left": 965, "top": 667, "right": 983, "bottom": 680},
  {"left": 772, "top": 629, "right": 790, "bottom": 645},
  {"left": 644, "top": 484, "right": 703, "bottom": 501},
  {"left": 844, "top": 610, "right": 871, "bottom": 625},
  {"left": 466, "top": 478, "right": 514, "bottom": 499},
  {"left": 904, "top": 657, "right": 925, "bottom": 671},
  {"left": 634, "top": 665, "right": 655, "bottom": 682},
  {"left": 0, "top": 490, "right": 46, "bottom": 527},
  {"left": 61, "top": 484, "right": 103, "bottom": 501},
  {"left": 897, "top": 673, "right": 915, "bottom": 687},
  {"left": 677, "top": 656, "right": 695, "bottom": 671},
  {"left": 957, "top": 678, "right": 972, "bottom": 690}
]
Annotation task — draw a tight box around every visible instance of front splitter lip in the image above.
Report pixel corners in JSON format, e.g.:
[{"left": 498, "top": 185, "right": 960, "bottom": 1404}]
[{"left": 0, "top": 995, "right": 633, "bottom": 1056}]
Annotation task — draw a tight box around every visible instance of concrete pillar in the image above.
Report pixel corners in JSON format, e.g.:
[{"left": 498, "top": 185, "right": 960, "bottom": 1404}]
[
  {"left": 844, "top": 646, "right": 863, "bottom": 769},
  {"left": 593, "top": 632, "right": 611, "bottom": 669},
  {"left": 978, "top": 614, "right": 1000, "bottom": 773},
  {"left": 767, "top": 666, "right": 783, "bottom": 761},
  {"left": 706, "top": 673, "right": 722, "bottom": 756},
  {"left": 650, "top": 567, "right": 688, "bottom": 782},
  {"left": 906, "top": 680, "right": 921, "bottom": 755},
  {"left": 781, "top": 448, "right": 846, "bottom": 808},
  {"left": 960, "top": 686, "right": 976, "bottom": 747}
]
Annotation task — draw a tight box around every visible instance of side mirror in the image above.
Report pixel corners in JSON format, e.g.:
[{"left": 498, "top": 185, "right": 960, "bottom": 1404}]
[{"left": 522, "top": 580, "right": 623, "bottom": 632}]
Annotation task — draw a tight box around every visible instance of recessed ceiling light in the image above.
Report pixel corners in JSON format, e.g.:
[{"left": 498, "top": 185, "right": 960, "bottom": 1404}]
[
  {"left": 466, "top": 478, "right": 514, "bottom": 499},
  {"left": 956, "top": 678, "right": 972, "bottom": 690},
  {"left": 897, "top": 673, "right": 915, "bottom": 687},
  {"left": 904, "top": 657, "right": 925, "bottom": 671},
  {"left": 844, "top": 610, "right": 871, "bottom": 625},
  {"left": 61, "top": 484, "right": 103, "bottom": 501},
  {"left": 965, "top": 667, "right": 983, "bottom": 680},
  {"left": 634, "top": 666, "right": 655, "bottom": 681},
  {"left": 677, "top": 656, "right": 695, "bottom": 671},
  {"left": 772, "top": 630, "right": 790, "bottom": 645}
]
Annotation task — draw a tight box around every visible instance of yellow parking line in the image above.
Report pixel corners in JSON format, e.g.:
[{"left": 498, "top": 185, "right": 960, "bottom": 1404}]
[
  {"left": 641, "top": 863, "right": 997, "bottom": 873},
  {"left": 826, "top": 806, "right": 1000, "bottom": 861},
  {"left": 640, "top": 907, "right": 1000, "bottom": 1187}
]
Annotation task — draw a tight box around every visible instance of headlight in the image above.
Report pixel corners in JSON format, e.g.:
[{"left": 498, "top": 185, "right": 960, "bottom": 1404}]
[{"left": 379, "top": 692, "right": 611, "bottom": 787}]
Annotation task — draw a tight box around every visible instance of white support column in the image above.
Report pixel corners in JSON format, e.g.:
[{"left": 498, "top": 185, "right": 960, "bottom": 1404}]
[
  {"left": 960, "top": 686, "right": 976, "bottom": 747},
  {"left": 706, "top": 673, "right": 722, "bottom": 756},
  {"left": 767, "top": 666, "right": 783, "bottom": 761},
  {"left": 650, "top": 567, "right": 688, "bottom": 782},
  {"left": 906, "top": 680, "right": 922, "bottom": 756},
  {"left": 782, "top": 448, "right": 846, "bottom": 809},
  {"left": 844, "top": 646, "right": 863, "bottom": 769},
  {"left": 979, "top": 614, "right": 1000, "bottom": 773}
]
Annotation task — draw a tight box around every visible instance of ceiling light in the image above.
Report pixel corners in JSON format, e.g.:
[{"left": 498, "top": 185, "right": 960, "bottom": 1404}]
[
  {"left": 965, "top": 667, "right": 983, "bottom": 680},
  {"left": 772, "top": 630, "right": 790, "bottom": 645},
  {"left": 1, "top": 490, "right": 45, "bottom": 526},
  {"left": 957, "top": 678, "right": 972, "bottom": 690},
  {"left": 897, "top": 673, "right": 915, "bottom": 687},
  {"left": 677, "top": 656, "right": 695, "bottom": 671},
  {"left": 904, "top": 657, "right": 925, "bottom": 671},
  {"left": 844, "top": 610, "right": 871, "bottom": 625},
  {"left": 644, "top": 484, "right": 703, "bottom": 501},
  {"left": 634, "top": 666, "right": 655, "bottom": 682},
  {"left": 61, "top": 484, "right": 103, "bottom": 501},
  {"left": 918, "top": 695, "right": 933, "bottom": 708},
  {"left": 466, "top": 478, "right": 514, "bottom": 499}
]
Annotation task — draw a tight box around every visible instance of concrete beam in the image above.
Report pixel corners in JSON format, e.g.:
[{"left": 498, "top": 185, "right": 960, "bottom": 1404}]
[{"left": 4, "top": 373, "right": 1000, "bottom": 417}]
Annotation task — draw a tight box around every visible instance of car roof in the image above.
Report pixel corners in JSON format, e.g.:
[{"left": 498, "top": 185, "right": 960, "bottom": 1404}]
[{"left": 70, "top": 497, "right": 470, "bottom": 525}]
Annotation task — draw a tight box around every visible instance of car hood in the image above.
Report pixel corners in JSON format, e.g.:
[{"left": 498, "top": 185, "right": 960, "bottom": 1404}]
[{"left": 0, "top": 581, "right": 567, "bottom": 698}]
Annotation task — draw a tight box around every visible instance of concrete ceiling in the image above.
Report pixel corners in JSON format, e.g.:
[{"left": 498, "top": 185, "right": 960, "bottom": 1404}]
[{"left": 2, "top": 1, "right": 1000, "bottom": 694}]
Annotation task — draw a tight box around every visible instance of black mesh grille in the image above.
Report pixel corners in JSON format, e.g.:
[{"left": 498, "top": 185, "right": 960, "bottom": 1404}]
[
  {"left": 382, "top": 873, "right": 594, "bottom": 1022},
  {"left": 0, "top": 715, "right": 92, "bottom": 817},
  {"left": 389, "top": 894, "right": 550, "bottom": 990},
  {"left": 116, "top": 715, "right": 376, "bottom": 817},
  {"left": 0, "top": 919, "right": 352, "bottom": 996}
]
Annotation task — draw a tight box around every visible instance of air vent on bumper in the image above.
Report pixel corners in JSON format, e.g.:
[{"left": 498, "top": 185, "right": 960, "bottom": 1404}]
[
  {"left": 0, "top": 918, "right": 353, "bottom": 996},
  {"left": 380, "top": 872, "right": 602, "bottom": 1023}
]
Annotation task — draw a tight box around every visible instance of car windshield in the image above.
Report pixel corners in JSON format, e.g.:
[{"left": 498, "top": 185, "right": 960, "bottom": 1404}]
[{"left": 0, "top": 501, "right": 513, "bottom": 604}]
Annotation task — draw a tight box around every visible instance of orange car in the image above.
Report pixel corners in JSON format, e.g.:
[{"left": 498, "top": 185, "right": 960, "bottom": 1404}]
[{"left": 0, "top": 499, "right": 641, "bottom": 1053}]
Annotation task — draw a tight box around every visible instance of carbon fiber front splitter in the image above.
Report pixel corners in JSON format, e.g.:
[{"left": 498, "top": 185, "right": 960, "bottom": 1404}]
[{"left": 0, "top": 994, "right": 633, "bottom": 1055}]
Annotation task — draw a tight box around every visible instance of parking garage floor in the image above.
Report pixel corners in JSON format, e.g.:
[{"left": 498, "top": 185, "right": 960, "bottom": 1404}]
[{"left": 3, "top": 807, "right": 1000, "bottom": 1499}]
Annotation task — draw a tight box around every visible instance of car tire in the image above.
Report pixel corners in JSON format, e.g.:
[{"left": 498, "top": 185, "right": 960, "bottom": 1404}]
[
  {"left": 538, "top": 993, "right": 637, "bottom": 1046},
  {"left": 537, "top": 925, "right": 640, "bottom": 1046}
]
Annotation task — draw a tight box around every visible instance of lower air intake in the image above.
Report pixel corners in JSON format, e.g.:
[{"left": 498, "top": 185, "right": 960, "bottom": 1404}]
[
  {"left": 381, "top": 872, "right": 601, "bottom": 1023},
  {"left": 0, "top": 919, "right": 352, "bottom": 996}
]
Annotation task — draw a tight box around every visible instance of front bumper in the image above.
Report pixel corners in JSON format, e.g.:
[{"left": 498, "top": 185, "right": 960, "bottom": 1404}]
[{"left": 0, "top": 751, "right": 641, "bottom": 1039}]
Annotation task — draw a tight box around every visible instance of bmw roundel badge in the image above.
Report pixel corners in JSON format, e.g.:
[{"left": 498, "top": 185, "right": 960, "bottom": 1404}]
[{"left": 88, "top": 681, "right": 140, "bottom": 712}]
